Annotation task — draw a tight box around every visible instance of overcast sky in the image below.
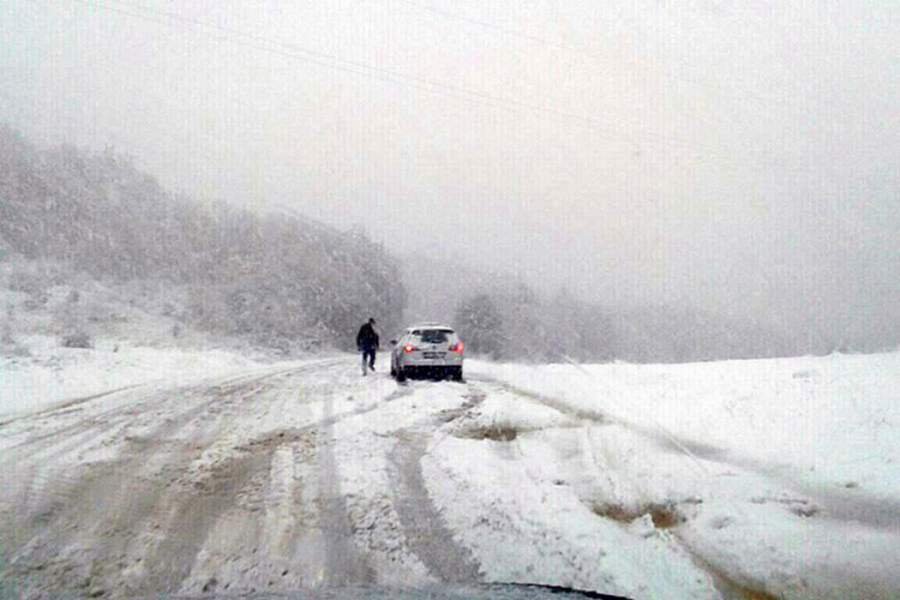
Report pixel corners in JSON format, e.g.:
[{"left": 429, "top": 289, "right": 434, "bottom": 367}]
[{"left": 2, "top": 1, "right": 898, "bottom": 342}]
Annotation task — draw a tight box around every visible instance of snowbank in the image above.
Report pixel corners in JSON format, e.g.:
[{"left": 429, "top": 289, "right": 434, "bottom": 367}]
[
  {"left": 469, "top": 352, "right": 900, "bottom": 498},
  {"left": 0, "top": 335, "right": 266, "bottom": 418},
  {"left": 421, "top": 352, "right": 900, "bottom": 598}
]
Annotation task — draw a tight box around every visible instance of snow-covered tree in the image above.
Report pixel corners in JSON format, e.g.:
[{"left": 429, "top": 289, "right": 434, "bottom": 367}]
[
  {"left": 0, "top": 126, "right": 406, "bottom": 352},
  {"left": 454, "top": 293, "right": 504, "bottom": 358}
]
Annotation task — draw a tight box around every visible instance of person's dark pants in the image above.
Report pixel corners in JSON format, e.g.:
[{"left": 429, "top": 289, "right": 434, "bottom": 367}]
[{"left": 361, "top": 347, "right": 376, "bottom": 374}]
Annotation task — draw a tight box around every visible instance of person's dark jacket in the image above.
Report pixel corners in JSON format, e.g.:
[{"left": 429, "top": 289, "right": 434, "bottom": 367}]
[{"left": 356, "top": 322, "right": 379, "bottom": 351}]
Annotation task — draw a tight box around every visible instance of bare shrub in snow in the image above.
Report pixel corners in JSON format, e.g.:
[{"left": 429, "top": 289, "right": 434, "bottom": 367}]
[
  {"left": 61, "top": 331, "right": 93, "bottom": 349},
  {"left": 1, "top": 304, "right": 14, "bottom": 345},
  {"left": 11, "top": 343, "right": 31, "bottom": 357},
  {"left": 162, "top": 301, "right": 177, "bottom": 317},
  {"left": 10, "top": 269, "right": 49, "bottom": 311}
]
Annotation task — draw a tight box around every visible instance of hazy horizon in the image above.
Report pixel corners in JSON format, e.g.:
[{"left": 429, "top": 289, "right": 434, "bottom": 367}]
[{"left": 3, "top": 0, "right": 898, "bottom": 348}]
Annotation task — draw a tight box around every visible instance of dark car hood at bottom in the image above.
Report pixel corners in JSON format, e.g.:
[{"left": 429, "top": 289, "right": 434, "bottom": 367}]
[{"left": 172, "top": 582, "right": 632, "bottom": 600}]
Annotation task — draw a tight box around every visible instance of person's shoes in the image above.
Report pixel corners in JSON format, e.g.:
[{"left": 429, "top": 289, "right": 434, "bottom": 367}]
[{"left": 369, "top": 365, "right": 376, "bottom": 372}]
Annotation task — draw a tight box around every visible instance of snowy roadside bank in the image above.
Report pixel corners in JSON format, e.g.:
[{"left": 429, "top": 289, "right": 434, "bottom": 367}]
[
  {"left": 0, "top": 335, "right": 276, "bottom": 419},
  {"left": 465, "top": 352, "right": 900, "bottom": 498},
  {"left": 421, "top": 352, "right": 900, "bottom": 598}
]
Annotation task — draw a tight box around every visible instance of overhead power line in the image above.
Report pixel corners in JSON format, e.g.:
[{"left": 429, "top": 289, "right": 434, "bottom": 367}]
[
  {"left": 389, "top": 0, "right": 598, "bottom": 59},
  {"left": 65, "top": 0, "right": 733, "bottom": 160},
  {"left": 382, "top": 0, "right": 801, "bottom": 114}
]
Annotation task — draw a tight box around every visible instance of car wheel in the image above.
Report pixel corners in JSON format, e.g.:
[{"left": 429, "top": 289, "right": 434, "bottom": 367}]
[
  {"left": 450, "top": 366, "right": 463, "bottom": 382},
  {"left": 396, "top": 366, "right": 407, "bottom": 382}
]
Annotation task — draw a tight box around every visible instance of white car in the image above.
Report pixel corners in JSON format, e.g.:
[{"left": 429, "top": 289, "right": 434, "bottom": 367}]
[{"left": 390, "top": 324, "right": 464, "bottom": 382}]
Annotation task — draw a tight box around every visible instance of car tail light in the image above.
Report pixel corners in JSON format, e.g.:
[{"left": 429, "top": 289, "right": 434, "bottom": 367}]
[
  {"left": 449, "top": 341, "right": 465, "bottom": 354},
  {"left": 403, "top": 344, "right": 417, "bottom": 354}
]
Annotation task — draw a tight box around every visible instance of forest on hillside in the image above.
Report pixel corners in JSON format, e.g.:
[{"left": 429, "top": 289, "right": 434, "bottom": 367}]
[
  {"left": 405, "top": 257, "right": 799, "bottom": 363},
  {"left": 0, "top": 126, "right": 406, "bottom": 351},
  {"left": 1, "top": 125, "right": 883, "bottom": 364}
]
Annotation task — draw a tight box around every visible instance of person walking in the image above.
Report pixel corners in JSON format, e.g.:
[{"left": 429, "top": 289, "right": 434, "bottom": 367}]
[{"left": 356, "top": 318, "right": 380, "bottom": 376}]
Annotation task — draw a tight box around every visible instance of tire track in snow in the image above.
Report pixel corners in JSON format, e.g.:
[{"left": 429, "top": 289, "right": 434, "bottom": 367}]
[
  {"left": 1, "top": 365, "right": 313, "bottom": 527},
  {"left": 0, "top": 384, "right": 142, "bottom": 428},
  {"left": 5, "top": 359, "right": 515, "bottom": 597},
  {"left": 316, "top": 393, "right": 374, "bottom": 586},
  {"left": 2, "top": 381, "right": 283, "bottom": 597},
  {"left": 388, "top": 430, "right": 482, "bottom": 583},
  {"left": 0, "top": 363, "right": 308, "bottom": 453},
  {"left": 0, "top": 359, "right": 351, "bottom": 597}
]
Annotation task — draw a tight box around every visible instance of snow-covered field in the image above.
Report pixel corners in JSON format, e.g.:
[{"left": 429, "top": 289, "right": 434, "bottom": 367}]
[
  {"left": 1, "top": 349, "right": 897, "bottom": 599},
  {"left": 457, "top": 354, "right": 900, "bottom": 598}
]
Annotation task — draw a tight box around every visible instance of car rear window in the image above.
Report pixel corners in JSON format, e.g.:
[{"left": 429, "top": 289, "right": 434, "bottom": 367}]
[{"left": 415, "top": 329, "right": 452, "bottom": 343}]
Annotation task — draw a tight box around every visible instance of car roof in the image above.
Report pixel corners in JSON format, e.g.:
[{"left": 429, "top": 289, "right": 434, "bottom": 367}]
[{"left": 407, "top": 323, "right": 454, "bottom": 331}]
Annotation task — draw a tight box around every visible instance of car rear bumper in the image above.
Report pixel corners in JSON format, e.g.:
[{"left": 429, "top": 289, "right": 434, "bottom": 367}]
[
  {"left": 400, "top": 355, "right": 463, "bottom": 368},
  {"left": 401, "top": 365, "right": 462, "bottom": 380}
]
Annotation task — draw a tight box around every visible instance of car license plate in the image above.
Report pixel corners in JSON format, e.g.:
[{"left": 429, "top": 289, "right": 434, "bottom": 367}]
[{"left": 423, "top": 352, "right": 444, "bottom": 359}]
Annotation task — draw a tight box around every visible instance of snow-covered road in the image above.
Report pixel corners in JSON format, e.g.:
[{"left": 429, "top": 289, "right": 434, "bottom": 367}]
[{"left": 1, "top": 352, "right": 898, "bottom": 599}]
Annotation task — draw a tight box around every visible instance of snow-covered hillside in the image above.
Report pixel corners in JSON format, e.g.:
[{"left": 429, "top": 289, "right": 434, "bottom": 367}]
[{"left": 0, "top": 257, "right": 278, "bottom": 419}]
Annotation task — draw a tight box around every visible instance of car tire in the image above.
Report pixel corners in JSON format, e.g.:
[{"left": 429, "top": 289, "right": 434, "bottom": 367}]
[
  {"left": 450, "top": 366, "right": 463, "bottom": 382},
  {"left": 396, "top": 366, "right": 407, "bottom": 383}
]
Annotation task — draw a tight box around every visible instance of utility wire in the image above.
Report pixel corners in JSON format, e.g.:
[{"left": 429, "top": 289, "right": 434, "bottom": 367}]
[
  {"left": 382, "top": 0, "right": 803, "bottom": 114},
  {"left": 68, "top": 0, "right": 735, "bottom": 160},
  {"left": 389, "top": 0, "right": 598, "bottom": 60}
]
